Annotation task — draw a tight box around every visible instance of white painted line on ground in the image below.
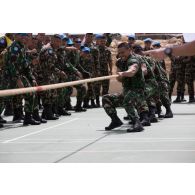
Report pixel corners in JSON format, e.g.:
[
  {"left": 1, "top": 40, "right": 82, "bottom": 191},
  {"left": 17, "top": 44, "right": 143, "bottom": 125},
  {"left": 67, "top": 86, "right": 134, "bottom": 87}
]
[
  {"left": 0, "top": 149, "right": 195, "bottom": 154},
  {"left": 2, "top": 139, "right": 195, "bottom": 144},
  {"left": 2, "top": 118, "right": 79, "bottom": 144}
]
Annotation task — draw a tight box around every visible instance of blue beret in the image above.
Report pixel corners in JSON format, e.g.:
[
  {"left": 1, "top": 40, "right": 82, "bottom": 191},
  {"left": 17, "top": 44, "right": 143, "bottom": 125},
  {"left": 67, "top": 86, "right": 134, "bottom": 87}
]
[
  {"left": 15, "top": 33, "right": 28, "bottom": 36},
  {"left": 95, "top": 34, "right": 105, "bottom": 39},
  {"left": 152, "top": 41, "right": 161, "bottom": 47},
  {"left": 144, "top": 38, "right": 153, "bottom": 43},
  {"left": 59, "top": 34, "right": 68, "bottom": 40},
  {"left": 82, "top": 47, "right": 90, "bottom": 53},
  {"left": 128, "top": 34, "right": 135, "bottom": 40},
  {"left": 67, "top": 38, "right": 74, "bottom": 45},
  {"left": 75, "top": 38, "right": 81, "bottom": 43}
]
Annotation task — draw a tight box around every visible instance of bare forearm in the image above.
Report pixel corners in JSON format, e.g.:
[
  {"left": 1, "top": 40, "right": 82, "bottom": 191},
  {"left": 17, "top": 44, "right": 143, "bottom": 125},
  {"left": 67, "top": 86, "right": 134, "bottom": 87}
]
[{"left": 172, "top": 40, "right": 195, "bottom": 56}]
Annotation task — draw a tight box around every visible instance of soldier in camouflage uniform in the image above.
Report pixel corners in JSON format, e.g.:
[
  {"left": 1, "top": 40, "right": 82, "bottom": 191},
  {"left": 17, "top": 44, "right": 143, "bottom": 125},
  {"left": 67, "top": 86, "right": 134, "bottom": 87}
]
[
  {"left": 84, "top": 33, "right": 101, "bottom": 107},
  {"left": 26, "top": 36, "right": 47, "bottom": 123},
  {"left": 4, "top": 33, "right": 41, "bottom": 125},
  {"left": 96, "top": 35, "right": 112, "bottom": 97},
  {"left": 0, "top": 36, "right": 8, "bottom": 127},
  {"left": 102, "top": 42, "right": 149, "bottom": 132},
  {"left": 169, "top": 56, "right": 186, "bottom": 103},
  {"left": 79, "top": 47, "right": 96, "bottom": 108},
  {"left": 133, "top": 44, "right": 159, "bottom": 123},
  {"left": 185, "top": 56, "right": 195, "bottom": 102},
  {"left": 60, "top": 35, "right": 87, "bottom": 112}
]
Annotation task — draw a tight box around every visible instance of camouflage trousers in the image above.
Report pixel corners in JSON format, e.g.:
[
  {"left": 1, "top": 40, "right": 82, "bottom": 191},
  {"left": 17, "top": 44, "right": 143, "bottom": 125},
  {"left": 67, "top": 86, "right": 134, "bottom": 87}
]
[
  {"left": 169, "top": 66, "right": 185, "bottom": 95},
  {"left": 185, "top": 63, "right": 195, "bottom": 95},
  {"left": 144, "top": 79, "right": 159, "bottom": 108},
  {"left": 68, "top": 74, "right": 86, "bottom": 102},
  {"left": 85, "top": 83, "right": 96, "bottom": 100},
  {"left": 102, "top": 88, "right": 149, "bottom": 120},
  {"left": 38, "top": 74, "right": 58, "bottom": 107},
  {"left": 95, "top": 70, "right": 110, "bottom": 96},
  {"left": 10, "top": 76, "right": 35, "bottom": 113},
  {"left": 159, "top": 81, "right": 171, "bottom": 107}
]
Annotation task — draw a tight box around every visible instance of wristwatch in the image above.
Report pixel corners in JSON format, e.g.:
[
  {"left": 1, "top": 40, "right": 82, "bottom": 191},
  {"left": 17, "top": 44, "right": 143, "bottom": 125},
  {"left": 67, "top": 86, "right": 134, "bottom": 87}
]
[{"left": 164, "top": 47, "right": 173, "bottom": 58}]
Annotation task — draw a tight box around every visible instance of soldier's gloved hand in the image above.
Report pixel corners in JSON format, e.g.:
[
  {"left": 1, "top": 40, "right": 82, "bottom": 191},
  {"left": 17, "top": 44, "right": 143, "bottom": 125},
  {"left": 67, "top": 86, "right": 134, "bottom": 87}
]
[
  {"left": 82, "top": 71, "right": 90, "bottom": 79},
  {"left": 17, "top": 79, "right": 24, "bottom": 88}
]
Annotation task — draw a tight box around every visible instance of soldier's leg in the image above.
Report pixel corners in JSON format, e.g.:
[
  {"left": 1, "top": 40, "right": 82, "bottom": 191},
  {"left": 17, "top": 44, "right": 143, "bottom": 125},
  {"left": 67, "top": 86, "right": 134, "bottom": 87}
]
[
  {"left": 169, "top": 67, "right": 176, "bottom": 99},
  {"left": 102, "top": 79, "right": 110, "bottom": 96},
  {"left": 74, "top": 84, "right": 87, "bottom": 112},
  {"left": 185, "top": 64, "right": 195, "bottom": 102},
  {"left": 32, "top": 93, "right": 47, "bottom": 123},
  {"left": 102, "top": 93, "right": 123, "bottom": 130},
  {"left": 83, "top": 83, "right": 94, "bottom": 108},
  {"left": 0, "top": 97, "right": 7, "bottom": 125},
  {"left": 122, "top": 90, "right": 144, "bottom": 132},
  {"left": 21, "top": 77, "right": 40, "bottom": 126},
  {"left": 160, "top": 81, "right": 173, "bottom": 118},
  {"left": 94, "top": 81, "right": 101, "bottom": 107},
  {"left": 57, "top": 87, "right": 71, "bottom": 116},
  {"left": 64, "top": 87, "right": 74, "bottom": 110},
  {"left": 41, "top": 90, "right": 59, "bottom": 120}
]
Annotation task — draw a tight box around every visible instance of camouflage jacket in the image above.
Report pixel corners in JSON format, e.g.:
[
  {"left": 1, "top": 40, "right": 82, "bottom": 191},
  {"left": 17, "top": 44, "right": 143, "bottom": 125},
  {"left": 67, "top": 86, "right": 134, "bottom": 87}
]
[{"left": 4, "top": 41, "right": 35, "bottom": 83}]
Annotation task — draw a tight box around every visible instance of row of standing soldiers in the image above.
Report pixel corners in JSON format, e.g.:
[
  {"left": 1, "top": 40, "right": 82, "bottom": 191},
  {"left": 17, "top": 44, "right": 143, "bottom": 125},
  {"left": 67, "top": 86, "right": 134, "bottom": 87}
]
[
  {"left": 0, "top": 33, "right": 113, "bottom": 128},
  {"left": 169, "top": 56, "right": 195, "bottom": 103}
]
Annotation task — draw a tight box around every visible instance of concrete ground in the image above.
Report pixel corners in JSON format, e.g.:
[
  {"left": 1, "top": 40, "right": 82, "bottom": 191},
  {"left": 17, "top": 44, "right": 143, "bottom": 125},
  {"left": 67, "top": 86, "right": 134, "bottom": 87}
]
[{"left": 0, "top": 96, "right": 195, "bottom": 163}]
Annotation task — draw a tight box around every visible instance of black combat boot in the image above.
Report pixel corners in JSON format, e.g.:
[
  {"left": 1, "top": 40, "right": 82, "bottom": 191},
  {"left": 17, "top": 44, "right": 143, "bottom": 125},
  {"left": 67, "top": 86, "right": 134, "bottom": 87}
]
[
  {"left": 181, "top": 92, "right": 186, "bottom": 102},
  {"left": 65, "top": 101, "right": 75, "bottom": 111},
  {"left": 173, "top": 92, "right": 181, "bottom": 103},
  {"left": 96, "top": 96, "right": 100, "bottom": 108},
  {"left": 149, "top": 106, "right": 158, "bottom": 123},
  {"left": 0, "top": 123, "right": 3, "bottom": 128},
  {"left": 58, "top": 106, "right": 71, "bottom": 116},
  {"left": 4, "top": 101, "right": 13, "bottom": 116},
  {"left": 33, "top": 109, "right": 47, "bottom": 123},
  {"left": 42, "top": 104, "right": 59, "bottom": 120},
  {"left": 12, "top": 108, "right": 24, "bottom": 123},
  {"left": 164, "top": 104, "right": 173, "bottom": 118},
  {"left": 91, "top": 99, "right": 97, "bottom": 108},
  {"left": 23, "top": 112, "right": 41, "bottom": 126},
  {"left": 105, "top": 113, "right": 123, "bottom": 131},
  {"left": 83, "top": 98, "right": 91, "bottom": 108},
  {"left": 140, "top": 111, "right": 151, "bottom": 126},
  {"left": 52, "top": 103, "right": 60, "bottom": 118},
  {"left": 0, "top": 116, "right": 7, "bottom": 124},
  {"left": 75, "top": 100, "right": 87, "bottom": 112},
  {"left": 156, "top": 103, "right": 164, "bottom": 118},
  {"left": 189, "top": 94, "right": 195, "bottom": 103},
  {"left": 127, "top": 118, "right": 144, "bottom": 132}
]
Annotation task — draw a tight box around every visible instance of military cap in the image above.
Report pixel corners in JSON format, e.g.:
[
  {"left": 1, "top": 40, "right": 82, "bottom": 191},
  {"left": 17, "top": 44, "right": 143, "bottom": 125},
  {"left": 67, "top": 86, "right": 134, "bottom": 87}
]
[
  {"left": 67, "top": 38, "right": 74, "bottom": 46},
  {"left": 95, "top": 34, "right": 106, "bottom": 39},
  {"left": 75, "top": 38, "right": 82, "bottom": 43},
  {"left": 144, "top": 38, "right": 153, "bottom": 43},
  {"left": 128, "top": 34, "right": 135, "bottom": 40},
  {"left": 152, "top": 41, "right": 161, "bottom": 47},
  {"left": 82, "top": 47, "right": 90, "bottom": 53}
]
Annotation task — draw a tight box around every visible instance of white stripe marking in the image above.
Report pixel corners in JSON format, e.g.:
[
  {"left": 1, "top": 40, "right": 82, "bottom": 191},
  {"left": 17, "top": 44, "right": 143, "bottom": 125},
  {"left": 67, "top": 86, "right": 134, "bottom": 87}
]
[
  {"left": 1, "top": 139, "right": 195, "bottom": 144},
  {"left": 0, "top": 149, "right": 195, "bottom": 154},
  {"left": 2, "top": 118, "right": 79, "bottom": 144}
]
